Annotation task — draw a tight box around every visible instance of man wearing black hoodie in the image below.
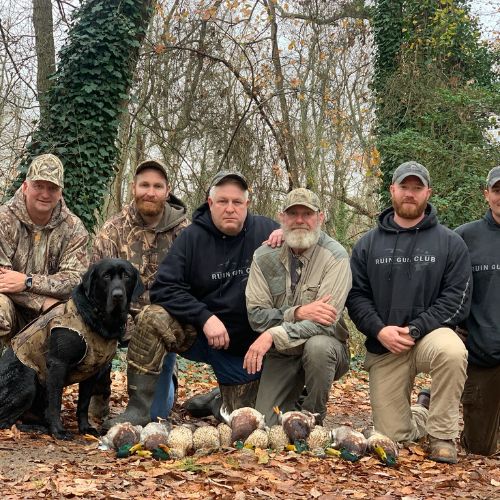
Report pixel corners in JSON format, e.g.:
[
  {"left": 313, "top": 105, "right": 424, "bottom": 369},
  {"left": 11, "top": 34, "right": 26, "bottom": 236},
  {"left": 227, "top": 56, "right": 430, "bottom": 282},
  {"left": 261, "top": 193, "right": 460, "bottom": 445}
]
[
  {"left": 347, "top": 161, "right": 471, "bottom": 464},
  {"left": 455, "top": 166, "right": 500, "bottom": 457},
  {"left": 113, "top": 171, "right": 279, "bottom": 423}
]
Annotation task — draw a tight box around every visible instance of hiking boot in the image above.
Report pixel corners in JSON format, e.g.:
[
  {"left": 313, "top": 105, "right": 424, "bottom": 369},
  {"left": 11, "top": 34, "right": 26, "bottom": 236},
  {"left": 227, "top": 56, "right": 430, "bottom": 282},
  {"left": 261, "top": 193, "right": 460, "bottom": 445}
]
[
  {"left": 428, "top": 436, "right": 458, "bottom": 464},
  {"left": 416, "top": 389, "right": 431, "bottom": 410},
  {"left": 183, "top": 387, "right": 221, "bottom": 418}
]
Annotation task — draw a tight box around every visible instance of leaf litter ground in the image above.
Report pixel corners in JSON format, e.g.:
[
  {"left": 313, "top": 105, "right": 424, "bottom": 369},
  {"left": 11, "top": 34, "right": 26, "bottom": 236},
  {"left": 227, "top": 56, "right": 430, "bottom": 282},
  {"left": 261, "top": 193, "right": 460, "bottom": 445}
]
[{"left": 0, "top": 360, "right": 498, "bottom": 499}]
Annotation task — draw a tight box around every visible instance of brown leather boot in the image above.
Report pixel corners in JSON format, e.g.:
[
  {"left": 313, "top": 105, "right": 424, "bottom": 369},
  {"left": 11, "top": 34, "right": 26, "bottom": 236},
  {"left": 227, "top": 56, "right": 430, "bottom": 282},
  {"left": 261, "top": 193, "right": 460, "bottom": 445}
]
[{"left": 428, "top": 436, "right": 458, "bottom": 464}]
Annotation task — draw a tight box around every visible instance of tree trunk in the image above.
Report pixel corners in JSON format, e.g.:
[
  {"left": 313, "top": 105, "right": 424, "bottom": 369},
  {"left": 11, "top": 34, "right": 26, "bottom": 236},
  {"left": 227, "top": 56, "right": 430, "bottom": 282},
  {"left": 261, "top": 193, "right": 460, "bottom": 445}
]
[{"left": 32, "top": 0, "right": 56, "bottom": 123}]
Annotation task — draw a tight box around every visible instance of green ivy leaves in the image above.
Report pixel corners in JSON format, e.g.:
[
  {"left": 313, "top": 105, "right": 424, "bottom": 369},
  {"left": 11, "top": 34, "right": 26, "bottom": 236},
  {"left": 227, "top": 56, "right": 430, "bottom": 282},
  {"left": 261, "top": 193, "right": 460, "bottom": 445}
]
[{"left": 13, "top": 0, "right": 152, "bottom": 230}]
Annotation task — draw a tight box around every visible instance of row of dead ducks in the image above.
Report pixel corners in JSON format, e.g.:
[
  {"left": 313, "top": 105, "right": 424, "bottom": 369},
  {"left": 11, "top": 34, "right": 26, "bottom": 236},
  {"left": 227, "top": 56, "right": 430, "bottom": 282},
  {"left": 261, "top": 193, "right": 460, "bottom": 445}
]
[{"left": 98, "top": 407, "right": 398, "bottom": 466}]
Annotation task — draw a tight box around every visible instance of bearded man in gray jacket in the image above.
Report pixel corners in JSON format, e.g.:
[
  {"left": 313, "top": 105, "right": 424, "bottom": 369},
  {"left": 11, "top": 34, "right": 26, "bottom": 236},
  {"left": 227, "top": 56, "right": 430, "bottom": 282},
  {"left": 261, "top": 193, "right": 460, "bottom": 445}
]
[{"left": 245, "top": 188, "right": 351, "bottom": 425}]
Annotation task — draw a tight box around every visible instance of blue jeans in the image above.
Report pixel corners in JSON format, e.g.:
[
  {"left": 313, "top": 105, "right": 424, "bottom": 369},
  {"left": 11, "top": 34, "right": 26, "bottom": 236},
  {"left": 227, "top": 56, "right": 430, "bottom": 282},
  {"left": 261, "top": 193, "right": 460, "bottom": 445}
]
[
  {"left": 181, "top": 333, "right": 261, "bottom": 385},
  {"left": 150, "top": 352, "right": 176, "bottom": 420}
]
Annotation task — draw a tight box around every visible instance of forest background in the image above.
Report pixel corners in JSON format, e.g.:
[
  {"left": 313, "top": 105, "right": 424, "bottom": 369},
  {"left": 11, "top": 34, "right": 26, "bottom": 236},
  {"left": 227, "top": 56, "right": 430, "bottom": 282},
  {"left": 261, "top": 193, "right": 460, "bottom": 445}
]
[{"left": 0, "top": 3, "right": 499, "bottom": 498}]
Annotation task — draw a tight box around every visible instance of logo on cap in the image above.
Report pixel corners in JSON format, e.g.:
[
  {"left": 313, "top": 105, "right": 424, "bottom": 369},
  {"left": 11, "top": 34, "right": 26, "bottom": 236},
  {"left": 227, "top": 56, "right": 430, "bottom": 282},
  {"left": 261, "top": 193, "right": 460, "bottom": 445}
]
[{"left": 392, "top": 161, "right": 430, "bottom": 187}]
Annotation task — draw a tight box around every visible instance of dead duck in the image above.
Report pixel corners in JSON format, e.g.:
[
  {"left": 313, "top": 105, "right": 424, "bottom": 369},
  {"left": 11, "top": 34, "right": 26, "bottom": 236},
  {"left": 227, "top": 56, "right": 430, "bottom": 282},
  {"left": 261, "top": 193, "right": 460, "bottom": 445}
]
[
  {"left": 98, "top": 422, "right": 142, "bottom": 452},
  {"left": 140, "top": 419, "right": 172, "bottom": 450},
  {"left": 224, "top": 407, "right": 266, "bottom": 446},
  {"left": 307, "top": 425, "right": 330, "bottom": 451},
  {"left": 167, "top": 425, "right": 194, "bottom": 459},
  {"left": 268, "top": 424, "right": 289, "bottom": 451},
  {"left": 329, "top": 426, "right": 367, "bottom": 462},
  {"left": 217, "top": 422, "right": 232, "bottom": 447},
  {"left": 192, "top": 425, "right": 220, "bottom": 451},
  {"left": 274, "top": 407, "right": 318, "bottom": 448},
  {"left": 244, "top": 428, "right": 269, "bottom": 449},
  {"left": 362, "top": 427, "right": 399, "bottom": 466}
]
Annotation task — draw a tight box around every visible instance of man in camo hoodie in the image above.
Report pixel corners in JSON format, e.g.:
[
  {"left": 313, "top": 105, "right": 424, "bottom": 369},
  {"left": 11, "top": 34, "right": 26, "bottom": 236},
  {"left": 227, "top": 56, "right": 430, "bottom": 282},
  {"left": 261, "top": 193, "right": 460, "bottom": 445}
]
[{"left": 0, "top": 154, "right": 89, "bottom": 348}]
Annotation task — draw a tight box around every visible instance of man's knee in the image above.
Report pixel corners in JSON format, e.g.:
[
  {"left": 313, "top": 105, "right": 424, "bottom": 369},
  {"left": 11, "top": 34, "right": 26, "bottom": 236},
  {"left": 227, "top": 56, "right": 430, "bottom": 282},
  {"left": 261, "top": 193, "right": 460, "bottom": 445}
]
[
  {"left": 303, "top": 335, "right": 349, "bottom": 378},
  {"left": 0, "top": 294, "right": 17, "bottom": 344},
  {"left": 431, "top": 328, "right": 467, "bottom": 366},
  {"left": 128, "top": 305, "right": 195, "bottom": 374}
]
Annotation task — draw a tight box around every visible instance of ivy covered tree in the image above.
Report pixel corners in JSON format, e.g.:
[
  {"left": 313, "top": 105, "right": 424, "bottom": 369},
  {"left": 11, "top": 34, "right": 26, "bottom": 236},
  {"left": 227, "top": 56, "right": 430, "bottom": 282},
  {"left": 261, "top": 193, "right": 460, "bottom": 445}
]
[
  {"left": 373, "top": 0, "right": 499, "bottom": 228},
  {"left": 13, "top": 0, "right": 153, "bottom": 230}
]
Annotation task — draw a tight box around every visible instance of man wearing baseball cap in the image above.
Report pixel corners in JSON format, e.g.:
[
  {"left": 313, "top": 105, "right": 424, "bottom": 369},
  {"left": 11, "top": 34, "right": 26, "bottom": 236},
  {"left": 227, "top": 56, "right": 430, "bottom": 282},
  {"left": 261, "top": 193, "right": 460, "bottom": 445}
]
[
  {"left": 455, "top": 166, "right": 500, "bottom": 456},
  {"left": 106, "top": 170, "right": 281, "bottom": 427},
  {"left": 0, "top": 154, "right": 89, "bottom": 347},
  {"left": 245, "top": 188, "right": 351, "bottom": 425},
  {"left": 94, "top": 159, "right": 189, "bottom": 429},
  {"left": 347, "top": 160, "right": 471, "bottom": 463}
]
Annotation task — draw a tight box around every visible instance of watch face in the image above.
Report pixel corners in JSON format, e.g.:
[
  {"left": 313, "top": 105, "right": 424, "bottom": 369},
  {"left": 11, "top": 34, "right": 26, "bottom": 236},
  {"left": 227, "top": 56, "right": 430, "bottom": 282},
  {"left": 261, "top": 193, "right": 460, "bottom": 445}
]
[{"left": 26, "top": 276, "right": 33, "bottom": 289}]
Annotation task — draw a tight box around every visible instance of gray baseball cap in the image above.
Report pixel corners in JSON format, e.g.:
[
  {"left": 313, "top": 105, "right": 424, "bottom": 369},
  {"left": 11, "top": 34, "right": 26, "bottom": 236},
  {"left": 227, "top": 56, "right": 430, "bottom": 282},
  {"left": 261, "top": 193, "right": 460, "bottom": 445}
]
[
  {"left": 26, "top": 154, "right": 64, "bottom": 188},
  {"left": 135, "top": 159, "right": 169, "bottom": 182},
  {"left": 392, "top": 161, "right": 430, "bottom": 187},
  {"left": 486, "top": 167, "right": 500, "bottom": 188},
  {"left": 209, "top": 171, "right": 248, "bottom": 190},
  {"left": 283, "top": 188, "right": 321, "bottom": 212}
]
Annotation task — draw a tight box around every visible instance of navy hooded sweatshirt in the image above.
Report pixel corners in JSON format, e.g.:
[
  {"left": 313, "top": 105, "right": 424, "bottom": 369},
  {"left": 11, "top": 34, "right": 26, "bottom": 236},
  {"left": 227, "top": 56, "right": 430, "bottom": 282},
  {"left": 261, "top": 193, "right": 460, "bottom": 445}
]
[
  {"left": 150, "top": 202, "right": 279, "bottom": 356},
  {"left": 455, "top": 210, "right": 500, "bottom": 368},
  {"left": 347, "top": 203, "right": 472, "bottom": 355}
]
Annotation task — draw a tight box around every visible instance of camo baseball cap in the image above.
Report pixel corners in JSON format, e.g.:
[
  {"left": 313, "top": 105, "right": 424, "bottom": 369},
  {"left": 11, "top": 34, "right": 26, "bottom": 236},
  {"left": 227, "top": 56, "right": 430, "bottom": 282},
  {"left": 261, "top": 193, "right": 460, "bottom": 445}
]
[
  {"left": 486, "top": 166, "right": 500, "bottom": 188},
  {"left": 392, "top": 161, "right": 430, "bottom": 187},
  {"left": 283, "top": 188, "right": 321, "bottom": 212},
  {"left": 26, "top": 154, "right": 64, "bottom": 188},
  {"left": 209, "top": 171, "right": 248, "bottom": 190},
  {"left": 135, "top": 159, "right": 169, "bottom": 182}
]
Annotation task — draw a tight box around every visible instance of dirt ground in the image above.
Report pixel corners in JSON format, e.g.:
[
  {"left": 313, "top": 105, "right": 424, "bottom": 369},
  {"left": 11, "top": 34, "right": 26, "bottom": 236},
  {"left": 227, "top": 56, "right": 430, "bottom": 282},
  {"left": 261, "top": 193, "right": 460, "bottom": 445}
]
[{"left": 0, "top": 364, "right": 498, "bottom": 499}]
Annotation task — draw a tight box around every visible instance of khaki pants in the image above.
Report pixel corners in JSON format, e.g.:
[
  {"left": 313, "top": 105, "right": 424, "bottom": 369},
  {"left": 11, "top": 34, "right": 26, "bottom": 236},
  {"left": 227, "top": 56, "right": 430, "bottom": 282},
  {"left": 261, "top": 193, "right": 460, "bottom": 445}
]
[
  {"left": 0, "top": 294, "right": 19, "bottom": 348},
  {"left": 365, "top": 327, "right": 467, "bottom": 442},
  {"left": 461, "top": 363, "right": 500, "bottom": 456},
  {"left": 256, "top": 335, "right": 350, "bottom": 426}
]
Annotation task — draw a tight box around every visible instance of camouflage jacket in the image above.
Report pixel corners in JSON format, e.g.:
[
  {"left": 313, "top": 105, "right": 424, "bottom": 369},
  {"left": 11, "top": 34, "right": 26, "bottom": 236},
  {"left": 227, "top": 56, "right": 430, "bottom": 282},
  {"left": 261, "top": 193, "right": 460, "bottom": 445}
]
[
  {"left": 0, "top": 188, "right": 89, "bottom": 319},
  {"left": 12, "top": 299, "right": 117, "bottom": 385},
  {"left": 92, "top": 195, "right": 188, "bottom": 314}
]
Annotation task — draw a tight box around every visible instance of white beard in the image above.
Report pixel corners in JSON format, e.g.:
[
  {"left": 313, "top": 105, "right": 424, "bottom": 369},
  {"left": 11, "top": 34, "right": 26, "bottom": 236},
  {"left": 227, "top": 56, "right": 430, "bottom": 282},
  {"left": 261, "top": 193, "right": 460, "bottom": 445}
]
[{"left": 283, "top": 225, "right": 321, "bottom": 250}]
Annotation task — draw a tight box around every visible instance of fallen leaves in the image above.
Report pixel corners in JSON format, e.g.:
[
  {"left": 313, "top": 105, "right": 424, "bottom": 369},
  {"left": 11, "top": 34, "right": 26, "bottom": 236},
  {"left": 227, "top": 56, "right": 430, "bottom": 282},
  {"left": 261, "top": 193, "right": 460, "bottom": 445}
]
[{"left": 0, "top": 367, "right": 498, "bottom": 499}]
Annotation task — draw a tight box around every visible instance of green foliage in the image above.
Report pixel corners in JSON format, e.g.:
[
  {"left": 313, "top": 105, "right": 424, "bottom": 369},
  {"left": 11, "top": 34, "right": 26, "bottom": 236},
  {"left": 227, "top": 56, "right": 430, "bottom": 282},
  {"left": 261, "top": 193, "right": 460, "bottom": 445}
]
[
  {"left": 373, "top": 0, "right": 499, "bottom": 228},
  {"left": 11, "top": 0, "right": 152, "bottom": 229}
]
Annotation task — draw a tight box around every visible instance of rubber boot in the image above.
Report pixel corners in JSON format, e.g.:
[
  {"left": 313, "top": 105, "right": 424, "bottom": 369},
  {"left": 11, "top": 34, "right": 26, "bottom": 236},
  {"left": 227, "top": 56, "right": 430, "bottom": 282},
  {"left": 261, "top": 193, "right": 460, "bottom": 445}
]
[
  {"left": 183, "top": 387, "right": 221, "bottom": 418},
  {"left": 217, "top": 379, "right": 260, "bottom": 423},
  {"left": 102, "top": 370, "right": 158, "bottom": 431}
]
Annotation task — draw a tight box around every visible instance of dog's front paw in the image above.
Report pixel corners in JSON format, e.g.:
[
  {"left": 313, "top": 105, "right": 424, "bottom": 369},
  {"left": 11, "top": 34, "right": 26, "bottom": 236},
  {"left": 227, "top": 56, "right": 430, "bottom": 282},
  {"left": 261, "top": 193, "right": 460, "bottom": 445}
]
[{"left": 51, "top": 428, "right": 74, "bottom": 440}]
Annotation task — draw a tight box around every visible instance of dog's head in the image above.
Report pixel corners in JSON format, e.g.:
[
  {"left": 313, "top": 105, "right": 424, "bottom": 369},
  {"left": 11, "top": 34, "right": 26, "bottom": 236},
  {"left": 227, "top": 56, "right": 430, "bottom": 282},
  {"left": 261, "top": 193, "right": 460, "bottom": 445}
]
[{"left": 82, "top": 258, "right": 145, "bottom": 316}]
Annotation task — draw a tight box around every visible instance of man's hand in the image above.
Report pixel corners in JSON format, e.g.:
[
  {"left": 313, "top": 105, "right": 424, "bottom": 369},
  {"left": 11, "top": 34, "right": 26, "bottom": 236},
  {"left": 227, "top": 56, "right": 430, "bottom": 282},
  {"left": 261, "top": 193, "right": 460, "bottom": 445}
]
[
  {"left": 243, "top": 331, "right": 273, "bottom": 374},
  {"left": 294, "top": 294, "right": 337, "bottom": 325},
  {"left": 377, "top": 326, "right": 415, "bottom": 354},
  {"left": 203, "top": 315, "right": 230, "bottom": 350},
  {"left": 0, "top": 268, "right": 28, "bottom": 293},
  {"left": 263, "top": 228, "right": 284, "bottom": 248}
]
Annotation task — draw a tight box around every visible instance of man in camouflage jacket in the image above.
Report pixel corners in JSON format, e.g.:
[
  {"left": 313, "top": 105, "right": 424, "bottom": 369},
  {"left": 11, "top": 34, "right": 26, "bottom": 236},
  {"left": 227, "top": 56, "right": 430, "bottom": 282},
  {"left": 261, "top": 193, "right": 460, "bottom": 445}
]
[
  {"left": 0, "top": 154, "right": 89, "bottom": 348},
  {"left": 93, "top": 159, "right": 188, "bottom": 425}
]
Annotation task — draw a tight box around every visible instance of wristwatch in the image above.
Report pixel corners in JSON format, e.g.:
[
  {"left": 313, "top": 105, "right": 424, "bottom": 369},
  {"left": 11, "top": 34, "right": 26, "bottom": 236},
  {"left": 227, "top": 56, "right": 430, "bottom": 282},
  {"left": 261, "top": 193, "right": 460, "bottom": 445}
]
[
  {"left": 408, "top": 324, "right": 421, "bottom": 340},
  {"left": 25, "top": 274, "right": 33, "bottom": 290}
]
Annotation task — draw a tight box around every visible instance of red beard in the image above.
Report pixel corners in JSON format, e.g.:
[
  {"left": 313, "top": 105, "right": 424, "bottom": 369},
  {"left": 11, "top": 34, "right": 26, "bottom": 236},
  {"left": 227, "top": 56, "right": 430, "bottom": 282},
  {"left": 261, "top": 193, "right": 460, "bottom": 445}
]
[
  {"left": 136, "top": 199, "right": 164, "bottom": 217},
  {"left": 392, "top": 198, "right": 427, "bottom": 220}
]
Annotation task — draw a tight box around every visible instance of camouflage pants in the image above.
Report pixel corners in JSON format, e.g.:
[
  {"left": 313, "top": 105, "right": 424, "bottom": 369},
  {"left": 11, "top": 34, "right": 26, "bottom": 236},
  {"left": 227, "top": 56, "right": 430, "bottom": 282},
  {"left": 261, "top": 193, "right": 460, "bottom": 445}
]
[
  {"left": 0, "top": 294, "right": 19, "bottom": 348},
  {"left": 128, "top": 305, "right": 197, "bottom": 375}
]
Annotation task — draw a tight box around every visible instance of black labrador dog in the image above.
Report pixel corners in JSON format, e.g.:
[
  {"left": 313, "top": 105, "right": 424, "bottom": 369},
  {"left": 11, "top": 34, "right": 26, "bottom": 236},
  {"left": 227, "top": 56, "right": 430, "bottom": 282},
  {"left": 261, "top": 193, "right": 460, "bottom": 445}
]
[{"left": 0, "top": 258, "right": 144, "bottom": 440}]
